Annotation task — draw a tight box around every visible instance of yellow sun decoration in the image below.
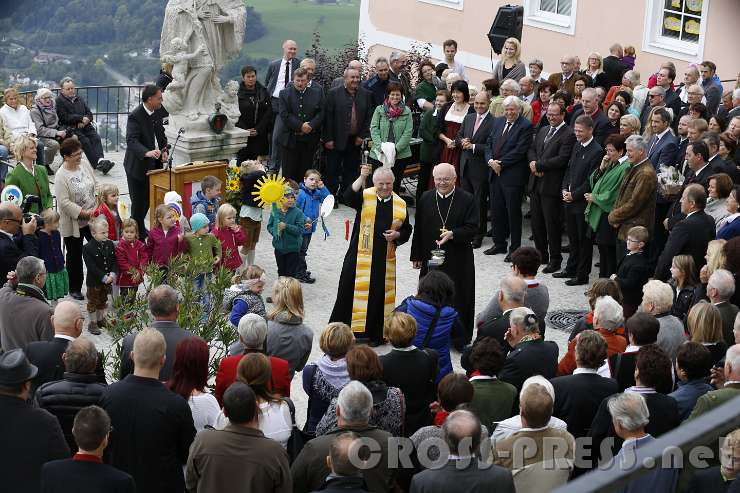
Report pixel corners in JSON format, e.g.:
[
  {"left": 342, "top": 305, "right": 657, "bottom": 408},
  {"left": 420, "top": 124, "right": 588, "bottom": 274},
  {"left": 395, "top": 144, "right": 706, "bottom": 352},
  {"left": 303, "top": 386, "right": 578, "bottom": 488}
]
[{"left": 252, "top": 174, "right": 288, "bottom": 208}]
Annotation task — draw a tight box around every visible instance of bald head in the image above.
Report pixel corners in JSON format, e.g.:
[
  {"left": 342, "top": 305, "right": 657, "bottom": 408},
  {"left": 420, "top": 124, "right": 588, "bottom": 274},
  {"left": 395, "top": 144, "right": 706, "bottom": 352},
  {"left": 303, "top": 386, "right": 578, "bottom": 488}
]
[
  {"left": 53, "top": 301, "right": 83, "bottom": 337},
  {"left": 0, "top": 203, "right": 22, "bottom": 234},
  {"left": 347, "top": 60, "right": 362, "bottom": 71},
  {"left": 433, "top": 163, "right": 456, "bottom": 194},
  {"left": 282, "top": 40, "right": 297, "bottom": 60},
  {"left": 443, "top": 410, "right": 482, "bottom": 455},
  {"left": 473, "top": 90, "right": 490, "bottom": 114}
]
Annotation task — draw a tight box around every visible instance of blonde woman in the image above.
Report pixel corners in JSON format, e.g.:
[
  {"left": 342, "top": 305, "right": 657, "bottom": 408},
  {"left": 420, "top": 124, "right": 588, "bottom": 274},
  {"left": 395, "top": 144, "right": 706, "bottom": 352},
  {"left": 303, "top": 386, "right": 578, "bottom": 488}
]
[
  {"left": 687, "top": 302, "right": 727, "bottom": 365},
  {"left": 699, "top": 239, "right": 727, "bottom": 291},
  {"left": 619, "top": 114, "right": 641, "bottom": 136},
  {"left": 584, "top": 52, "right": 606, "bottom": 88},
  {"left": 493, "top": 37, "right": 526, "bottom": 82},
  {"left": 265, "top": 277, "right": 313, "bottom": 375},
  {"left": 4, "top": 134, "right": 53, "bottom": 213}
]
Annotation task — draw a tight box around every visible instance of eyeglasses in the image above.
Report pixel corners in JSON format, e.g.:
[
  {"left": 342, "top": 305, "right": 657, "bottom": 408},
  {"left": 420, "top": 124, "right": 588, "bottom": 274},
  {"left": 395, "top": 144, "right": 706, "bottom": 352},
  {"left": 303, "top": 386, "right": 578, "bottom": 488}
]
[
  {"left": 2, "top": 218, "right": 21, "bottom": 224},
  {"left": 648, "top": 94, "right": 660, "bottom": 98},
  {"left": 626, "top": 238, "right": 641, "bottom": 243}
]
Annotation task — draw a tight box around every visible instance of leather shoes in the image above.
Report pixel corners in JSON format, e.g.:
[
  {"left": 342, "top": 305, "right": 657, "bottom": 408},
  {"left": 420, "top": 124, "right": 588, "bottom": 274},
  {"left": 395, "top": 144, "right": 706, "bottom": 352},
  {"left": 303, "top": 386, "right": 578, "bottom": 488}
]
[
  {"left": 471, "top": 238, "right": 483, "bottom": 249},
  {"left": 483, "top": 246, "right": 508, "bottom": 255},
  {"left": 542, "top": 264, "right": 561, "bottom": 274},
  {"left": 552, "top": 271, "right": 575, "bottom": 278},
  {"left": 565, "top": 277, "right": 589, "bottom": 286},
  {"left": 503, "top": 254, "right": 512, "bottom": 263},
  {"left": 69, "top": 291, "right": 84, "bottom": 301}
]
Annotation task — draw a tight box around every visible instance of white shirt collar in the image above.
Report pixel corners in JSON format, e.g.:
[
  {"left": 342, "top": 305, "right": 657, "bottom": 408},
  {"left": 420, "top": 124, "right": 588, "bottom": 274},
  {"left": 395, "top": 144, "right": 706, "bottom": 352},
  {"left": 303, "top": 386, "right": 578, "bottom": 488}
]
[
  {"left": 626, "top": 385, "right": 656, "bottom": 394},
  {"left": 55, "top": 334, "right": 76, "bottom": 342},
  {"left": 709, "top": 154, "right": 720, "bottom": 162},
  {"left": 377, "top": 195, "right": 391, "bottom": 203},
  {"left": 695, "top": 163, "right": 710, "bottom": 176},
  {"left": 519, "top": 424, "right": 551, "bottom": 433},
  {"left": 581, "top": 137, "right": 594, "bottom": 148},
  {"left": 625, "top": 344, "right": 640, "bottom": 353},
  {"left": 552, "top": 121, "right": 566, "bottom": 132},
  {"left": 437, "top": 188, "right": 455, "bottom": 199},
  {"left": 655, "top": 128, "right": 671, "bottom": 140},
  {"left": 618, "top": 155, "right": 629, "bottom": 163},
  {"left": 476, "top": 112, "right": 487, "bottom": 120},
  {"left": 143, "top": 104, "right": 155, "bottom": 116},
  {"left": 573, "top": 368, "right": 599, "bottom": 375},
  {"left": 392, "top": 345, "right": 417, "bottom": 352},
  {"left": 686, "top": 210, "right": 697, "bottom": 218},
  {"left": 0, "top": 229, "right": 14, "bottom": 239},
  {"left": 622, "top": 434, "right": 651, "bottom": 448},
  {"left": 469, "top": 375, "right": 497, "bottom": 382}
]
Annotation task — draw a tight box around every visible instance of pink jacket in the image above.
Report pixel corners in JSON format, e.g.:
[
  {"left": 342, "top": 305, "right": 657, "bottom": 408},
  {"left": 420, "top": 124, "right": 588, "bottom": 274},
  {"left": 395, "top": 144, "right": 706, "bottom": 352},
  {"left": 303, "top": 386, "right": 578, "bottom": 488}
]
[
  {"left": 212, "top": 225, "right": 246, "bottom": 271},
  {"left": 146, "top": 224, "right": 182, "bottom": 266},
  {"left": 115, "top": 239, "right": 149, "bottom": 287}
]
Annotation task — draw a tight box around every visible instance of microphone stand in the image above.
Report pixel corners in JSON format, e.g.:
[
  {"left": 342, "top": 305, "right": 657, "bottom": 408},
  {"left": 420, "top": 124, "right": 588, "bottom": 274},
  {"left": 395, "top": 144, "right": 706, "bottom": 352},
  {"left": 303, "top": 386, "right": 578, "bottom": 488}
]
[{"left": 167, "top": 128, "right": 185, "bottom": 191}]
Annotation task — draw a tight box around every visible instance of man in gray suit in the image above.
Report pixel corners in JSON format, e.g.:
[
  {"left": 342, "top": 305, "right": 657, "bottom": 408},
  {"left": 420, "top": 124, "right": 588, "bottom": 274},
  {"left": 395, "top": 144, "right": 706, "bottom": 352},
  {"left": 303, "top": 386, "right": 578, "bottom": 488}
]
[
  {"left": 118, "top": 285, "right": 192, "bottom": 381},
  {"left": 410, "top": 410, "right": 514, "bottom": 493},
  {"left": 458, "top": 91, "right": 495, "bottom": 248},
  {"left": 264, "top": 40, "right": 301, "bottom": 172}
]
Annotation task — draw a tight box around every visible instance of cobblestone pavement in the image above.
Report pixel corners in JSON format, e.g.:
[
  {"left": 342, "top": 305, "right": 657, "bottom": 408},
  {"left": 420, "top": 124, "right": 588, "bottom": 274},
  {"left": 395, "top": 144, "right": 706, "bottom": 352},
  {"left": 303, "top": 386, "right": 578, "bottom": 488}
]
[{"left": 73, "top": 152, "right": 592, "bottom": 425}]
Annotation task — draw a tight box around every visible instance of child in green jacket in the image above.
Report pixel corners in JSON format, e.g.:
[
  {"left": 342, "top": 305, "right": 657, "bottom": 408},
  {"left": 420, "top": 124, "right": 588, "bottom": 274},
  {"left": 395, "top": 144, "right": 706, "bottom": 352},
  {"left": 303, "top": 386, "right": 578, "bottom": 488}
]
[
  {"left": 185, "top": 213, "right": 222, "bottom": 307},
  {"left": 267, "top": 187, "right": 305, "bottom": 278}
]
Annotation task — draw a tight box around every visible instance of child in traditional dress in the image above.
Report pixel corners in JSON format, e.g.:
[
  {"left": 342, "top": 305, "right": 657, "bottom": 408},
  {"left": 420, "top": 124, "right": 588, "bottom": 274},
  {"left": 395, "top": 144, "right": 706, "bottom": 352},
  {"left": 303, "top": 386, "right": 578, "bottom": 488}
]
[
  {"left": 146, "top": 204, "right": 183, "bottom": 272},
  {"left": 115, "top": 218, "right": 149, "bottom": 301},
  {"left": 212, "top": 203, "right": 246, "bottom": 273},
  {"left": 82, "top": 217, "right": 117, "bottom": 335},
  {"left": 37, "top": 209, "right": 69, "bottom": 306},
  {"left": 93, "top": 183, "right": 123, "bottom": 241},
  {"left": 185, "top": 213, "right": 222, "bottom": 308}
]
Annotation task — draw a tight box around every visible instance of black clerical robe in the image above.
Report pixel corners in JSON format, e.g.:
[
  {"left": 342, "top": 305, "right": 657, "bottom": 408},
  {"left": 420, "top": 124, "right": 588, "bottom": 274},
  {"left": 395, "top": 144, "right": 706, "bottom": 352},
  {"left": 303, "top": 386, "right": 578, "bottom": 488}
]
[
  {"left": 410, "top": 188, "right": 478, "bottom": 345},
  {"left": 330, "top": 186, "right": 412, "bottom": 343}
]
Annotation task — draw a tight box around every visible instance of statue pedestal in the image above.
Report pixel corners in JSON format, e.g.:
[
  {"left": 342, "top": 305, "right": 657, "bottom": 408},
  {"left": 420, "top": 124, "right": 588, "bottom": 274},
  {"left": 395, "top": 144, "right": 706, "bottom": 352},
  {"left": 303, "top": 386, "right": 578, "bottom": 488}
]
[{"left": 165, "top": 120, "right": 248, "bottom": 164}]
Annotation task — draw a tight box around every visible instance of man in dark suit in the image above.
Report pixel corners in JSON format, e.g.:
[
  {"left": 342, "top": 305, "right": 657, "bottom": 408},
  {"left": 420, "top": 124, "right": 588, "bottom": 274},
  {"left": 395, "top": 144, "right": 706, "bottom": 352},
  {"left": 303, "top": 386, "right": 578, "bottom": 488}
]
[
  {"left": 551, "top": 330, "right": 618, "bottom": 439},
  {"left": 0, "top": 349, "right": 70, "bottom": 493},
  {"left": 665, "top": 140, "right": 716, "bottom": 231},
  {"left": 654, "top": 66, "right": 682, "bottom": 130},
  {"left": 674, "top": 114, "right": 692, "bottom": 169},
  {"left": 528, "top": 102, "right": 576, "bottom": 272},
  {"left": 457, "top": 91, "right": 495, "bottom": 247},
  {"left": 278, "top": 68, "right": 324, "bottom": 182},
  {"left": 655, "top": 184, "right": 717, "bottom": 281},
  {"left": 554, "top": 115, "right": 604, "bottom": 285},
  {"left": 323, "top": 67, "right": 373, "bottom": 198},
  {"left": 265, "top": 40, "right": 300, "bottom": 172},
  {"left": 41, "top": 405, "right": 135, "bottom": 493},
  {"left": 602, "top": 44, "right": 628, "bottom": 89},
  {"left": 484, "top": 96, "right": 534, "bottom": 260},
  {"left": 122, "top": 85, "right": 167, "bottom": 239},
  {"left": 0, "top": 203, "right": 38, "bottom": 284},
  {"left": 569, "top": 88, "right": 610, "bottom": 147},
  {"left": 705, "top": 132, "right": 740, "bottom": 183},
  {"left": 101, "top": 328, "right": 196, "bottom": 493},
  {"left": 640, "top": 86, "right": 669, "bottom": 132},
  {"left": 410, "top": 410, "right": 515, "bottom": 493},
  {"left": 647, "top": 107, "right": 679, "bottom": 262},
  {"left": 118, "top": 285, "right": 192, "bottom": 381},
  {"left": 499, "top": 312, "right": 559, "bottom": 392},
  {"left": 363, "top": 57, "right": 393, "bottom": 108}
]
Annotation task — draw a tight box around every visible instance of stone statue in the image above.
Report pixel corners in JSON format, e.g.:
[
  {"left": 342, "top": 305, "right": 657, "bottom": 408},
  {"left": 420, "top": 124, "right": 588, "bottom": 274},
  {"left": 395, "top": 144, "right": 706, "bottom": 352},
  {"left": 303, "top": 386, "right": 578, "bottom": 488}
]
[
  {"left": 160, "top": 0, "right": 247, "bottom": 123},
  {"left": 218, "top": 80, "right": 241, "bottom": 121}
]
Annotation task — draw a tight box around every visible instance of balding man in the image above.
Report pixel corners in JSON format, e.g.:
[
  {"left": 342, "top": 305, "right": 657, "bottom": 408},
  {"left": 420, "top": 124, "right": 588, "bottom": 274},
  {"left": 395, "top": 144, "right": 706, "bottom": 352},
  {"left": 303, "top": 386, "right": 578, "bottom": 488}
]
[
  {"left": 26, "top": 301, "right": 105, "bottom": 391},
  {"left": 570, "top": 87, "right": 611, "bottom": 146},
  {"left": 602, "top": 43, "right": 628, "bottom": 89},
  {"left": 0, "top": 202, "right": 38, "bottom": 283},
  {"left": 458, "top": 91, "right": 495, "bottom": 246},
  {"left": 331, "top": 60, "right": 363, "bottom": 89},
  {"left": 101, "top": 328, "right": 196, "bottom": 493},
  {"left": 411, "top": 163, "right": 478, "bottom": 347},
  {"left": 411, "top": 410, "right": 515, "bottom": 493},
  {"left": 266, "top": 39, "right": 301, "bottom": 171},
  {"left": 330, "top": 165, "right": 411, "bottom": 346},
  {"left": 0, "top": 256, "right": 52, "bottom": 351},
  {"left": 654, "top": 184, "right": 716, "bottom": 281},
  {"left": 547, "top": 55, "right": 580, "bottom": 96},
  {"left": 484, "top": 96, "right": 534, "bottom": 259}
]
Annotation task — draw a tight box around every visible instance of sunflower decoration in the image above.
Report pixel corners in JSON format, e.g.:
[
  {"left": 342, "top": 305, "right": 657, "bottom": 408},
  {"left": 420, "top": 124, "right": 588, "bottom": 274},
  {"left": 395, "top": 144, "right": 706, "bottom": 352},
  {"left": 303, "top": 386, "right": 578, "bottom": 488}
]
[
  {"left": 224, "top": 160, "right": 243, "bottom": 210},
  {"left": 252, "top": 174, "right": 288, "bottom": 208}
]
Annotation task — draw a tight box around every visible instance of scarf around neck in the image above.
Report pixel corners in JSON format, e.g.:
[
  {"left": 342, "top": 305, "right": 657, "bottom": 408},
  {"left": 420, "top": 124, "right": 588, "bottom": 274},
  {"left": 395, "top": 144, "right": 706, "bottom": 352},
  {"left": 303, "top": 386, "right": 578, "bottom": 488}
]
[
  {"left": 317, "top": 355, "right": 350, "bottom": 389},
  {"left": 383, "top": 100, "right": 405, "bottom": 120}
]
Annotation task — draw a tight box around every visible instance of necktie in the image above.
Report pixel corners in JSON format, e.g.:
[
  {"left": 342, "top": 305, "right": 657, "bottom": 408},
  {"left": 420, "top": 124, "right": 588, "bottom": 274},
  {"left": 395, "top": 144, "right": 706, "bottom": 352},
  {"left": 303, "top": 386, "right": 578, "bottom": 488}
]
[
  {"left": 284, "top": 59, "right": 290, "bottom": 86},
  {"left": 544, "top": 126, "right": 556, "bottom": 143},
  {"left": 648, "top": 135, "right": 659, "bottom": 156},
  {"left": 473, "top": 114, "right": 483, "bottom": 136},
  {"left": 502, "top": 122, "right": 511, "bottom": 138},
  {"left": 494, "top": 122, "right": 512, "bottom": 156}
]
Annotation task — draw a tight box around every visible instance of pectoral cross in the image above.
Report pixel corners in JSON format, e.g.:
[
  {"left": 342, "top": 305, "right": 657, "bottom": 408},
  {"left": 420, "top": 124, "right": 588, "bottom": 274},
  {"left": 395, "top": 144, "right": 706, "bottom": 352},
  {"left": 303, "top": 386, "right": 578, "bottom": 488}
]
[{"left": 440, "top": 228, "right": 449, "bottom": 235}]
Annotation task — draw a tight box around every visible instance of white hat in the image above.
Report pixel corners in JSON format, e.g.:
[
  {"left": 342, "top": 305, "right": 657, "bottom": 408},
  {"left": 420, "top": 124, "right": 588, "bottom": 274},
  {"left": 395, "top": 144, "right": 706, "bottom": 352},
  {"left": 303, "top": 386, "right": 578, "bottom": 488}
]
[{"left": 164, "top": 191, "right": 182, "bottom": 205}]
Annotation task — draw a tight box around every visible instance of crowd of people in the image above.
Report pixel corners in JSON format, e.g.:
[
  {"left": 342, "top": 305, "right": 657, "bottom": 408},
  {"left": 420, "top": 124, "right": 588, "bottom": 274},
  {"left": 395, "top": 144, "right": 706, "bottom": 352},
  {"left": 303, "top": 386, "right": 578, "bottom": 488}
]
[{"left": 0, "top": 33, "right": 740, "bottom": 493}]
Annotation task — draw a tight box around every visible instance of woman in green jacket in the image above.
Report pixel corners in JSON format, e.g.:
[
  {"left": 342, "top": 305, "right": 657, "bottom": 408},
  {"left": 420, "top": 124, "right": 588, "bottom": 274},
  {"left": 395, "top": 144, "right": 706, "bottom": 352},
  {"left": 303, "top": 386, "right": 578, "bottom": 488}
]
[
  {"left": 5, "top": 134, "right": 53, "bottom": 213},
  {"left": 585, "top": 133, "right": 630, "bottom": 278},
  {"left": 369, "top": 81, "right": 413, "bottom": 192},
  {"left": 414, "top": 61, "right": 438, "bottom": 112}
]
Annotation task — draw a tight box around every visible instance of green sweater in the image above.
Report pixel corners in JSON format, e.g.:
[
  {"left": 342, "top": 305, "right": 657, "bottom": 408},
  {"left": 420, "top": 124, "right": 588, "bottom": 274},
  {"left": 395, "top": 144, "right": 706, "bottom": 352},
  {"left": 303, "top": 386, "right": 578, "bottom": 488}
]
[
  {"left": 184, "top": 233, "right": 222, "bottom": 273},
  {"left": 585, "top": 160, "right": 630, "bottom": 231},
  {"left": 469, "top": 378, "right": 518, "bottom": 431},
  {"left": 369, "top": 105, "right": 413, "bottom": 162},
  {"left": 267, "top": 205, "right": 305, "bottom": 253},
  {"left": 419, "top": 108, "right": 440, "bottom": 164},
  {"left": 4, "top": 163, "right": 52, "bottom": 212}
]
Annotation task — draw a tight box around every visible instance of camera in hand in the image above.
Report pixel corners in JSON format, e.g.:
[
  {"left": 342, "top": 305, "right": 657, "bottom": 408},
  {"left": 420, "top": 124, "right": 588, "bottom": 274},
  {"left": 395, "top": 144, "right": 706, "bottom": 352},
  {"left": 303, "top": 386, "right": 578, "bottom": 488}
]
[{"left": 21, "top": 195, "right": 44, "bottom": 228}]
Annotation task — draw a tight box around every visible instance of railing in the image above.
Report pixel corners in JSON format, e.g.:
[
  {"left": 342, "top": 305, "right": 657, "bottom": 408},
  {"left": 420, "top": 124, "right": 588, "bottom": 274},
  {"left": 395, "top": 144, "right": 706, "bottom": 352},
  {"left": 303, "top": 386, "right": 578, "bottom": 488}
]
[{"left": 19, "top": 85, "right": 146, "bottom": 153}]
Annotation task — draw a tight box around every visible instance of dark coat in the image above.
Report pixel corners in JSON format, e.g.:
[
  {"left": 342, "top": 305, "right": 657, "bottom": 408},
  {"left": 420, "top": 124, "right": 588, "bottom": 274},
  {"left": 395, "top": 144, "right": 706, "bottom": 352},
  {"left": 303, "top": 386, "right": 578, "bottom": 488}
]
[
  {"left": 484, "top": 115, "right": 535, "bottom": 188},
  {"left": 498, "top": 338, "right": 559, "bottom": 391},
  {"left": 647, "top": 131, "right": 678, "bottom": 169},
  {"left": 527, "top": 123, "right": 577, "bottom": 196},
  {"left": 41, "top": 457, "right": 136, "bottom": 493},
  {"left": 457, "top": 112, "right": 495, "bottom": 183},
  {"left": 265, "top": 57, "right": 301, "bottom": 97},
  {"left": 379, "top": 348, "right": 437, "bottom": 436},
  {"left": 615, "top": 252, "right": 651, "bottom": 307},
  {"left": 26, "top": 336, "right": 106, "bottom": 391},
  {"left": 409, "top": 459, "right": 515, "bottom": 493},
  {"left": 602, "top": 55, "right": 628, "bottom": 89},
  {"left": 310, "top": 475, "right": 369, "bottom": 493},
  {"left": 0, "top": 231, "right": 39, "bottom": 286},
  {"left": 123, "top": 104, "right": 168, "bottom": 182},
  {"left": 688, "top": 465, "right": 736, "bottom": 493},
  {"left": 278, "top": 85, "right": 325, "bottom": 148},
  {"left": 709, "top": 154, "right": 740, "bottom": 183},
  {"left": 82, "top": 238, "right": 117, "bottom": 288},
  {"left": 323, "top": 85, "right": 373, "bottom": 150},
  {"left": 118, "top": 320, "right": 193, "bottom": 381},
  {"left": 55, "top": 93, "right": 93, "bottom": 128},
  {"left": 655, "top": 210, "right": 716, "bottom": 281},
  {"left": 362, "top": 75, "right": 392, "bottom": 108},
  {"left": 0, "top": 394, "right": 70, "bottom": 493},
  {"left": 35, "top": 373, "right": 108, "bottom": 451},
  {"left": 570, "top": 108, "right": 611, "bottom": 147},
  {"left": 462, "top": 311, "right": 512, "bottom": 372},
  {"left": 551, "top": 372, "right": 618, "bottom": 438},
  {"left": 155, "top": 70, "right": 173, "bottom": 91},
  {"left": 236, "top": 81, "right": 272, "bottom": 158},
  {"left": 562, "top": 139, "right": 605, "bottom": 214},
  {"left": 675, "top": 136, "right": 690, "bottom": 169},
  {"left": 100, "top": 375, "right": 196, "bottom": 493}
]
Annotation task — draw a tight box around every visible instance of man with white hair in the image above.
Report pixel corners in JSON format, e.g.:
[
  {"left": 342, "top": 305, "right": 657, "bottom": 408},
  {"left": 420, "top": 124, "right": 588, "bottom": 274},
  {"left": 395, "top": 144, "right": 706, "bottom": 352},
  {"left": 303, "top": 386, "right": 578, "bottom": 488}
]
[
  {"left": 30, "top": 87, "right": 65, "bottom": 171},
  {"left": 547, "top": 55, "right": 579, "bottom": 96},
  {"left": 604, "top": 392, "right": 680, "bottom": 492},
  {"left": 330, "top": 165, "right": 411, "bottom": 346},
  {"left": 411, "top": 163, "right": 478, "bottom": 345},
  {"left": 470, "top": 275, "right": 527, "bottom": 357},
  {"left": 488, "top": 79, "right": 533, "bottom": 121},
  {"left": 331, "top": 60, "right": 363, "bottom": 89},
  {"left": 0, "top": 255, "right": 52, "bottom": 351},
  {"left": 570, "top": 88, "right": 611, "bottom": 146},
  {"left": 291, "top": 381, "right": 397, "bottom": 493},
  {"left": 484, "top": 96, "right": 534, "bottom": 260},
  {"left": 678, "top": 65, "right": 703, "bottom": 104},
  {"left": 640, "top": 280, "right": 686, "bottom": 359},
  {"left": 708, "top": 269, "right": 740, "bottom": 346}
]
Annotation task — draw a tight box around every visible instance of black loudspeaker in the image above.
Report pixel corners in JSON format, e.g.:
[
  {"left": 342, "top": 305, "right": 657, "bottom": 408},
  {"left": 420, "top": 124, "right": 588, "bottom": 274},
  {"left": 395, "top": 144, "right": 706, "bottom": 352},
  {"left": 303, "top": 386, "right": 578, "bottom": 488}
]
[{"left": 488, "top": 5, "right": 524, "bottom": 55}]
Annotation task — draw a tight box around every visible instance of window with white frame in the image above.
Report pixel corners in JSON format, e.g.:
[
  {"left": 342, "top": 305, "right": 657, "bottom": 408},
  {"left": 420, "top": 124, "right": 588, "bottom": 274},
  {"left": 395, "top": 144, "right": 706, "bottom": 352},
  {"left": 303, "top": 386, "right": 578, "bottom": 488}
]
[
  {"left": 643, "top": 0, "right": 709, "bottom": 60},
  {"left": 417, "top": 0, "right": 464, "bottom": 10},
  {"left": 523, "top": 0, "right": 578, "bottom": 35}
]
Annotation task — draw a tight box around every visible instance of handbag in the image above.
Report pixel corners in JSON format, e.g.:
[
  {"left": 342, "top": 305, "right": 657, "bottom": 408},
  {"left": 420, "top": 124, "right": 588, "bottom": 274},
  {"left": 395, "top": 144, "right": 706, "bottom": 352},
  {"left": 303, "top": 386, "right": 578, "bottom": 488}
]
[{"left": 282, "top": 397, "right": 307, "bottom": 464}]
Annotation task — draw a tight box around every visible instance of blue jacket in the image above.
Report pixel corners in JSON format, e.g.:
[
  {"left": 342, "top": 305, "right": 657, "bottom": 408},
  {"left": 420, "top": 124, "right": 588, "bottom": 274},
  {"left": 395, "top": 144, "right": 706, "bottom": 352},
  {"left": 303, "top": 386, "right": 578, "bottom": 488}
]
[
  {"left": 190, "top": 190, "right": 220, "bottom": 227},
  {"left": 717, "top": 217, "right": 740, "bottom": 241},
  {"left": 669, "top": 378, "right": 713, "bottom": 421},
  {"left": 296, "top": 183, "right": 331, "bottom": 235},
  {"left": 396, "top": 296, "right": 458, "bottom": 382}
]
